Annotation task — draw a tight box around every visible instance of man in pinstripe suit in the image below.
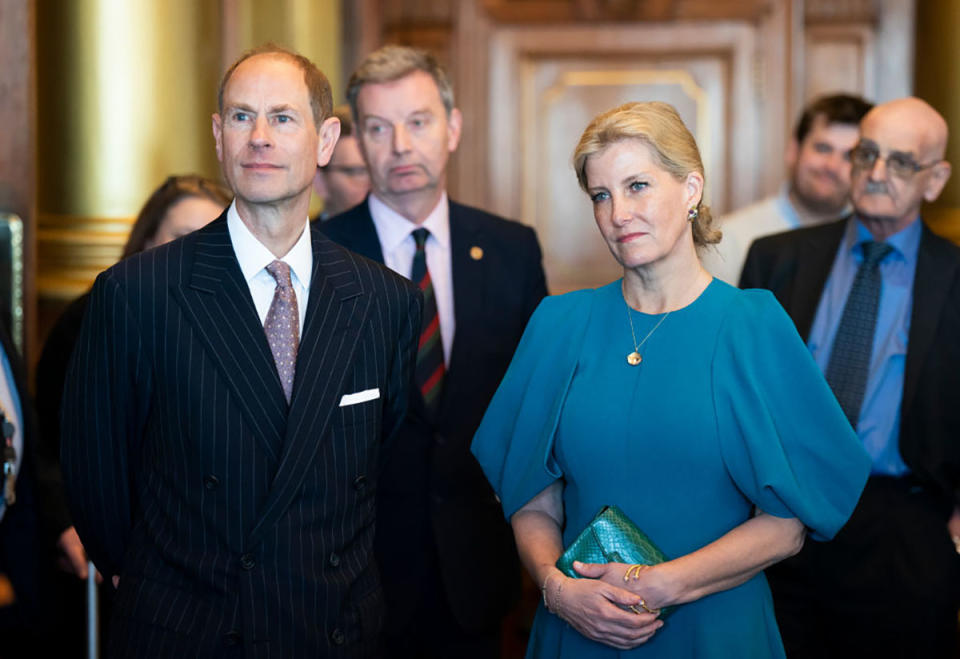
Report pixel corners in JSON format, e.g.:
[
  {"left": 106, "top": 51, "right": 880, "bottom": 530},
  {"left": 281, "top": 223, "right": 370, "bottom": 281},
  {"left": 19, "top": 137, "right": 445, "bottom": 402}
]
[{"left": 61, "top": 45, "right": 421, "bottom": 658}]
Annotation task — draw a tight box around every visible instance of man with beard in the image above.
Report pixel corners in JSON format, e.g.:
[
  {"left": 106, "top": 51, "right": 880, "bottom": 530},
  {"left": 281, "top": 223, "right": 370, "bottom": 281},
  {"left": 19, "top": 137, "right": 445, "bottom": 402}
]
[
  {"left": 703, "top": 94, "right": 872, "bottom": 284},
  {"left": 741, "top": 97, "right": 960, "bottom": 658}
]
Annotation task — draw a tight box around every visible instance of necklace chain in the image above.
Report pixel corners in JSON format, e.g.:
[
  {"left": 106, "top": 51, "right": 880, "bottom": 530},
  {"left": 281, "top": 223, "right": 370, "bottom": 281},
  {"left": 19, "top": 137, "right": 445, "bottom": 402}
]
[{"left": 626, "top": 307, "right": 671, "bottom": 366}]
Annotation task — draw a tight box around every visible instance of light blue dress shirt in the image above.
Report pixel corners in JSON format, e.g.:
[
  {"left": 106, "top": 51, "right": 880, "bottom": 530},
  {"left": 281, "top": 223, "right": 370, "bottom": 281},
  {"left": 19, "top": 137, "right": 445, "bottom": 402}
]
[{"left": 807, "top": 216, "right": 922, "bottom": 476}]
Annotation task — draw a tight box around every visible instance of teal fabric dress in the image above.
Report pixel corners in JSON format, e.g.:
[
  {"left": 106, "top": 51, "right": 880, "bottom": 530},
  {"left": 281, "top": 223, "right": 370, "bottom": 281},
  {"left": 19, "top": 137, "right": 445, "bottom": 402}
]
[{"left": 472, "top": 279, "right": 871, "bottom": 658}]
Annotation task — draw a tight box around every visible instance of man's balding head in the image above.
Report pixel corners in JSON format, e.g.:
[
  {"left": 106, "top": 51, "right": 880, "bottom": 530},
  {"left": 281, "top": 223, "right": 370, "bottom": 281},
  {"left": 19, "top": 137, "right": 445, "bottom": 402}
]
[{"left": 850, "top": 97, "right": 952, "bottom": 239}]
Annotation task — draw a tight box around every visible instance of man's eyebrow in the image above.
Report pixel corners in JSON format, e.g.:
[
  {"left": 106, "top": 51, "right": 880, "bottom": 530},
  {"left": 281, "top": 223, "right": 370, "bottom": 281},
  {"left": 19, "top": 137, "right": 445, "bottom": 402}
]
[{"left": 267, "top": 104, "right": 299, "bottom": 115}]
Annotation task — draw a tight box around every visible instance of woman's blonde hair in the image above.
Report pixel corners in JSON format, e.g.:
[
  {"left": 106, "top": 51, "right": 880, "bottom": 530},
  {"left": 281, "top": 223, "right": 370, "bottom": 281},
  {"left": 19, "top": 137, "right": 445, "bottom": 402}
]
[{"left": 573, "top": 101, "right": 720, "bottom": 247}]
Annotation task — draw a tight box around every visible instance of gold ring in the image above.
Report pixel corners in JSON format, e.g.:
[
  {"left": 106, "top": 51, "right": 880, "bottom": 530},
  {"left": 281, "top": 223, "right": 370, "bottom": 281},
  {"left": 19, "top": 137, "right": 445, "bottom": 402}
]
[{"left": 638, "top": 598, "right": 660, "bottom": 615}]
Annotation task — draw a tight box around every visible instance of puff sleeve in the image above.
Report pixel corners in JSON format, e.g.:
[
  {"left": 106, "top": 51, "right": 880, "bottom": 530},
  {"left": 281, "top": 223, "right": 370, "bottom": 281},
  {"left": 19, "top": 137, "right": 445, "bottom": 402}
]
[
  {"left": 713, "top": 290, "right": 871, "bottom": 541},
  {"left": 471, "top": 291, "right": 593, "bottom": 519}
]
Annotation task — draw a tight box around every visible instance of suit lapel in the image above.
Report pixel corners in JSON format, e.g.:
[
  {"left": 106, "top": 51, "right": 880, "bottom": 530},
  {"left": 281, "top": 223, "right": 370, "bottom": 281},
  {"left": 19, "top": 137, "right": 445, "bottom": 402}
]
[
  {"left": 248, "top": 226, "right": 370, "bottom": 544},
  {"left": 441, "top": 203, "right": 484, "bottom": 420},
  {"left": 902, "top": 225, "right": 956, "bottom": 419},
  {"left": 173, "top": 215, "right": 287, "bottom": 460},
  {"left": 788, "top": 221, "right": 847, "bottom": 340}
]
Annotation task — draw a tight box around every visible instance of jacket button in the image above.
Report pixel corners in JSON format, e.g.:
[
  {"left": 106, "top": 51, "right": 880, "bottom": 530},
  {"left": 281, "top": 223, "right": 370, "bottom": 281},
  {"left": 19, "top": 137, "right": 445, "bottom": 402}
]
[
  {"left": 328, "top": 552, "right": 340, "bottom": 567},
  {"left": 352, "top": 475, "right": 367, "bottom": 491},
  {"left": 223, "top": 630, "right": 241, "bottom": 647},
  {"left": 240, "top": 553, "right": 256, "bottom": 570},
  {"left": 203, "top": 475, "right": 220, "bottom": 490},
  {"left": 331, "top": 628, "right": 345, "bottom": 645}
]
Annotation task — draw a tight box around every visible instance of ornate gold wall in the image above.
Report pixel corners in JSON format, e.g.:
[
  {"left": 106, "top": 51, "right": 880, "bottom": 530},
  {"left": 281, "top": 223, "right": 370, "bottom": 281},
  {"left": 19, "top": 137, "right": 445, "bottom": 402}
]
[
  {"left": 915, "top": 0, "right": 960, "bottom": 244},
  {"left": 35, "top": 0, "right": 341, "bottom": 313}
]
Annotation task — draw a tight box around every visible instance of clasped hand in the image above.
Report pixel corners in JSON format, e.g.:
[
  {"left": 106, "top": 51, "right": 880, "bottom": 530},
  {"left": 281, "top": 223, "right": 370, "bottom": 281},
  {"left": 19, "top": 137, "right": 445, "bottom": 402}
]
[{"left": 546, "top": 560, "right": 666, "bottom": 650}]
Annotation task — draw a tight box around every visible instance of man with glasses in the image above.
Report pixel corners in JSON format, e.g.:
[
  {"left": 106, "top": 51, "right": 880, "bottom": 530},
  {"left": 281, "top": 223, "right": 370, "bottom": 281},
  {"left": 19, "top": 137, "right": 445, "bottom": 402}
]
[
  {"left": 313, "top": 105, "right": 371, "bottom": 220},
  {"left": 742, "top": 97, "right": 960, "bottom": 658},
  {"left": 703, "top": 94, "right": 872, "bottom": 284}
]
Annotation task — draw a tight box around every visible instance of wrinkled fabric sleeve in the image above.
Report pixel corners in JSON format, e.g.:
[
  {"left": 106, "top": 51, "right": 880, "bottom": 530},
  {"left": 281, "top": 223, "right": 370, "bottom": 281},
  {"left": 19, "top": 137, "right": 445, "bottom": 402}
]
[
  {"left": 713, "top": 289, "right": 871, "bottom": 542},
  {"left": 472, "top": 291, "right": 593, "bottom": 520}
]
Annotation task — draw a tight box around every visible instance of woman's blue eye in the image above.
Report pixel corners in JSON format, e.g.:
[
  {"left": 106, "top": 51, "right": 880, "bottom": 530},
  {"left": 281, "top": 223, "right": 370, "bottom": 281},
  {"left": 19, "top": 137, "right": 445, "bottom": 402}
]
[
  {"left": 629, "top": 181, "right": 648, "bottom": 192},
  {"left": 590, "top": 191, "right": 609, "bottom": 203}
]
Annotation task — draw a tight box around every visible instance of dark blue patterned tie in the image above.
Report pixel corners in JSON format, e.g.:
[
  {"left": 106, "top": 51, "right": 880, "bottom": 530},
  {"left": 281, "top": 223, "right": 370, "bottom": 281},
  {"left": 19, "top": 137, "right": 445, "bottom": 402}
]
[
  {"left": 410, "top": 228, "right": 444, "bottom": 413},
  {"left": 825, "top": 241, "right": 893, "bottom": 428}
]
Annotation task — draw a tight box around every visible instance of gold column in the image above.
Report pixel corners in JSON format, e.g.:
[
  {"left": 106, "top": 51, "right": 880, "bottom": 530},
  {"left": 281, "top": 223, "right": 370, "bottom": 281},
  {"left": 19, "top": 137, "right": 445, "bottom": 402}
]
[
  {"left": 915, "top": 0, "right": 960, "bottom": 245},
  {"left": 35, "top": 0, "right": 342, "bottom": 304},
  {"left": 36, "top": 0, "right": 224, "bottom": 300}
]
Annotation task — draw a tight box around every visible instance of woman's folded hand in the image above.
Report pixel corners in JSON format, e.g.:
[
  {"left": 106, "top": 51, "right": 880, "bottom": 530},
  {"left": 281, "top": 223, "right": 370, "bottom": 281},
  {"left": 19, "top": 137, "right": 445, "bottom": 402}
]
[{"left": 549, "top": 563, "right": 664, "bottom": 650}]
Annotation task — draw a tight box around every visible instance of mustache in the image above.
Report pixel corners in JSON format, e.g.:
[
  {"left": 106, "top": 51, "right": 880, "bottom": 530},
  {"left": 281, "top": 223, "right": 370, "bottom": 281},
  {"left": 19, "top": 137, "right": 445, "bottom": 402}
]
[{"left": 863, "top": 180, "right": 889, "bottom": 195}]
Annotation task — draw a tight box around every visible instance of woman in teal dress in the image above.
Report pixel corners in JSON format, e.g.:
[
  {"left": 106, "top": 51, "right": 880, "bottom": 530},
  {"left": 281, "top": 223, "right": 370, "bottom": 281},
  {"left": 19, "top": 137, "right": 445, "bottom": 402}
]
[{"left": 471, "top": 102, "right": 871, "bottom": 657}]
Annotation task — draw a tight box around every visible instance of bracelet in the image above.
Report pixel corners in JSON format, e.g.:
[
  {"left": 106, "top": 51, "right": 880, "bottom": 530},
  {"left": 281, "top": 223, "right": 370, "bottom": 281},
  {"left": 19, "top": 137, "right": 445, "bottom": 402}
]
[{"left": 541, "top": 572, "right": 563, "bottom": 613}]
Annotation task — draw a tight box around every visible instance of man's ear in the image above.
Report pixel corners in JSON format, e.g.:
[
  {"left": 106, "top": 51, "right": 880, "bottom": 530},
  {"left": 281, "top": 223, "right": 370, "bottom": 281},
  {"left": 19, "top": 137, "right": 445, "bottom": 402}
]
[
  {"left": 317, "top": 116, "right": 342, "bottom": 167},
  {"left": 924, "top": 160, "right": 952, "bottom": 202},
  {"left": 447, "top": 108, "right": 463, "bottom": 153},
  {"left": 212, "top": 113, "right": 224, "bottom": 162}
]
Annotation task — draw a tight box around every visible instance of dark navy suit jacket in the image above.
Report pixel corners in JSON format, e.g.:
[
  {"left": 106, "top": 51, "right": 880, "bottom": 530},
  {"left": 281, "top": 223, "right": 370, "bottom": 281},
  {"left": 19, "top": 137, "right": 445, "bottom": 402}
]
[
  {"left": 322, "top": 198, "right": 547, "bottom": 633},
  {"left": 62, "top": 213, "right": 421, "bottom": 658}
]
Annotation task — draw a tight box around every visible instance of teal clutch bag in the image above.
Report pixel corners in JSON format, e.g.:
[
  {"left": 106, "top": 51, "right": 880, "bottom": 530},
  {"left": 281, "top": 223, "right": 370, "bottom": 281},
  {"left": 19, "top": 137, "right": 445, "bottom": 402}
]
[{"left": 556, "top": 505, "right": 676, "bottom": 618}]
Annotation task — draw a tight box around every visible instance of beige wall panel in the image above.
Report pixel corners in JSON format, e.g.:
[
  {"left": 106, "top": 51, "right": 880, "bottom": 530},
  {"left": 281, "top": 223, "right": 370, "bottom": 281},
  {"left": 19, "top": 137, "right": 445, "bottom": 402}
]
[
  {"left": 804, "top": 27, "right": 873, "bottom": 101},
  {"left": 524, "top": 63, "right": 726, "bottom": 293},
  {"left": 488, "top": 16, "right": 788, "bottom": 294}
]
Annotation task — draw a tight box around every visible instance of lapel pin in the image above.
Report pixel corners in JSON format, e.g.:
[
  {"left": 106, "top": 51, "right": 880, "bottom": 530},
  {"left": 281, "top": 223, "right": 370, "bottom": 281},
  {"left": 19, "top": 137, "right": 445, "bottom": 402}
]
[{"left": 470, "top": 246, "right": 484, "bottom": 261}]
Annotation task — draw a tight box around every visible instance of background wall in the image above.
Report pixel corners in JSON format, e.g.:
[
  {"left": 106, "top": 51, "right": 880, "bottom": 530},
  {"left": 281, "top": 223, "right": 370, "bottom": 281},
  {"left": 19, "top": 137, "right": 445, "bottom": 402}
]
[{"left": 4, "top": 0, "right": 957, "bottom": 364}]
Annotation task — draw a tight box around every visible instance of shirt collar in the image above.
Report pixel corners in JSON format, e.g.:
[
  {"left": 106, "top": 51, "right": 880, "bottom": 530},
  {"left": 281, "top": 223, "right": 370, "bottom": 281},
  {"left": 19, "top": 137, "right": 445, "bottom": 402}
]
[
  {"left": 846, "top": 213, "right": 923, "bottom": 266},
  {"left": 775, "top": 184, "right": 803, "bottom": 229},
  {"left": 368, "top": 192, "right": 450, "bottom": 252},
  {"left": 226, "top": 200, "right": 313, "bottom": 288}
]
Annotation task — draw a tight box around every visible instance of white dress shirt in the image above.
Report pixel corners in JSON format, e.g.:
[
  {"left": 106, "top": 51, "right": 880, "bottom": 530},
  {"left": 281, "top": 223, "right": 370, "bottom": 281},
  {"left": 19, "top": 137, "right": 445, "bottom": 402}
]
[
  {"left": 368, "top": 193, "right": 455, "bottom": 365},
  {"left": 227, "top": 201, "right": 312, "bottom": 336},
  {"left": 0, "top": 342, "right": 23, "bottom": 523}
]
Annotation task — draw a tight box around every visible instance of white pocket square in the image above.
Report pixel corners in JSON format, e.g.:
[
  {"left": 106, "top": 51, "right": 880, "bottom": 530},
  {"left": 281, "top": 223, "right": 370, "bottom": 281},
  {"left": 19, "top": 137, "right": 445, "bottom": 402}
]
[{"left": 339, "top": 388, "right": 380, "bottom": 407}]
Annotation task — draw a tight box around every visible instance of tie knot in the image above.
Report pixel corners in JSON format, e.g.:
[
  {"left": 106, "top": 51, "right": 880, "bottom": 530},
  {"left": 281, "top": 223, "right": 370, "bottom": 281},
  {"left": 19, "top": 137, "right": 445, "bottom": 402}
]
[
  {"left": 860, "top": 241, "right": 893, "bottom": 269},
  {"left": 411, "top": 228, "right": 430, "bottom": 251},
  {"left": 265, "top": 260, "right": 293, "bottom": 289}
]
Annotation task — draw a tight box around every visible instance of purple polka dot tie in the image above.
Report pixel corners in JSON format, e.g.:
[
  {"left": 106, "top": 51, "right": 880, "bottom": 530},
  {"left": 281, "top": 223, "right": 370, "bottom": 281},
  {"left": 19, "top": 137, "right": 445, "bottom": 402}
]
[{"left": 264, "top": 260, "right": 300, "bottom": 404}]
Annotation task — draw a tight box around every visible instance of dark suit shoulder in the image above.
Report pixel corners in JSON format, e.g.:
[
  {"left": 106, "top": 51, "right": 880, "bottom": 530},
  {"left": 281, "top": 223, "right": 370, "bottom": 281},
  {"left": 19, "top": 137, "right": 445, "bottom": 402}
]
[
  {"left": 921, "top": 223, "right": 960, "bottom": 261},
  {"left": 749, "top": 218, "right": 847, "bottom": 254},
  {"left": 450, "top": 200, "right": 538, "bottom": 241},
  {"left": 319, "top": 203, "right": 371, "bottom": 242},
  {"left": 315, "top": 230, "right": 419, "bottom": 299}
]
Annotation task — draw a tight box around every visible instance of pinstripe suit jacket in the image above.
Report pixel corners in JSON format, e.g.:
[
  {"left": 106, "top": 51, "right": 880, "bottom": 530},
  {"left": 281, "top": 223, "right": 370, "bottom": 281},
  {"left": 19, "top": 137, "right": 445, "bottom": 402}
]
[{"left": 61, "top": 213, "right": 421, "bottom": 658}]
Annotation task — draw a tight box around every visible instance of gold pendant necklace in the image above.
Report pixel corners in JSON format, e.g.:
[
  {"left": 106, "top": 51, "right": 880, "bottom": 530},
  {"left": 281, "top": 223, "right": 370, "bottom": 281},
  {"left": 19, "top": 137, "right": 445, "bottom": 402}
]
[{"left": 626, "top": 307, "right": 671, "bottom": 366}]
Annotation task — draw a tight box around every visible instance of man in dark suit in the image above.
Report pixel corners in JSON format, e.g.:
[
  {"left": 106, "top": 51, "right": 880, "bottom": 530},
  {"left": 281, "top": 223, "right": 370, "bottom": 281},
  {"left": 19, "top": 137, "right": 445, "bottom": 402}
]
[
  {"left": 741, "top": 97, "right": 960, "bottom": 658},
  {"left": 61, "top": 44, "right": 421, "bottom": 657},
  {"left": 323, "top": 45, "right": 547, "bottom": 658}
]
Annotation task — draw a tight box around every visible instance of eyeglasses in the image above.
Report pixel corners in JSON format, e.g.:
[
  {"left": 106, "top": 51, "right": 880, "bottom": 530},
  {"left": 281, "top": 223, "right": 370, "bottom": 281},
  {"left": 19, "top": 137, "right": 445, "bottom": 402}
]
[{"left": 849, "top": 143, "right": 941, "bottom": 179}]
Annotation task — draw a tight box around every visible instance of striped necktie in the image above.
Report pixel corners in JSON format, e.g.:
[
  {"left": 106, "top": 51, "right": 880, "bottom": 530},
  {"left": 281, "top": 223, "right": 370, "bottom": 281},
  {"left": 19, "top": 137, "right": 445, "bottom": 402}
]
[
  {"left": 410, "top": 228, "right": 445, "bottom": 413},
  {"left": 824, "top": 240, "right": 893, "bottom": 428}
]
